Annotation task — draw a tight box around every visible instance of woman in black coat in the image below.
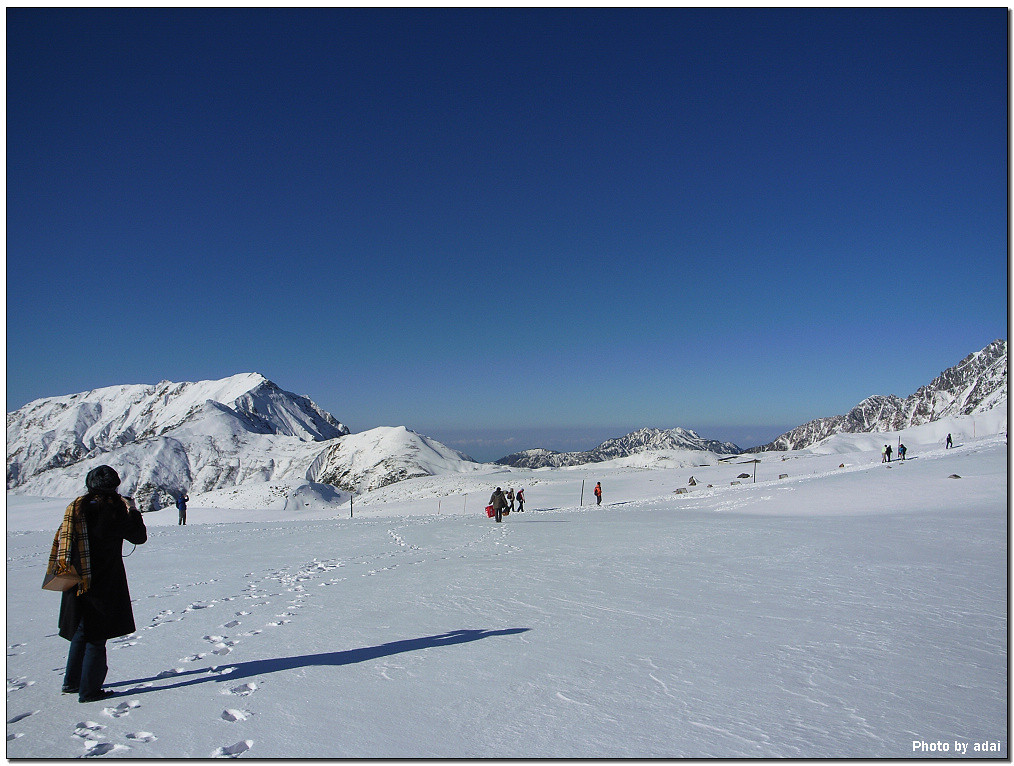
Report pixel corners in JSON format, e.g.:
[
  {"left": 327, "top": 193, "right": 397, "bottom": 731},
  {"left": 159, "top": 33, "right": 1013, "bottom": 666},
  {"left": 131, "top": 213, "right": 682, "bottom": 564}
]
[{"left": 59, "top": 466, "right": 147, "bottom": 702}]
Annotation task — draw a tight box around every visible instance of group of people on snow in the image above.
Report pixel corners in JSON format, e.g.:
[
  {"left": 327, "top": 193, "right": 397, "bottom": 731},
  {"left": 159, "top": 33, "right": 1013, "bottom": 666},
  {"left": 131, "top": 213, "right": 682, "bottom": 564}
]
[
  {"left": 487, "top": 486, "right": 525, "bottom": 522},
  {"left": 882, "top": 444, "right": 908, "bottom": 463},
  {"left": 488, "top": 481, "right": 605, "bottom": 521},
  {"left": 884, "top": 434, "right": 956, "bottom": 462}
]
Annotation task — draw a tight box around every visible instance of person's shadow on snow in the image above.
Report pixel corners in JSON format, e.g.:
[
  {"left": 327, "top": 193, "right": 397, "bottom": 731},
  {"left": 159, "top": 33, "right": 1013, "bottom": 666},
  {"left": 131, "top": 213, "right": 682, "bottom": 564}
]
[{"left": 109, "top": 628, "right": 531, "bottom": 694}]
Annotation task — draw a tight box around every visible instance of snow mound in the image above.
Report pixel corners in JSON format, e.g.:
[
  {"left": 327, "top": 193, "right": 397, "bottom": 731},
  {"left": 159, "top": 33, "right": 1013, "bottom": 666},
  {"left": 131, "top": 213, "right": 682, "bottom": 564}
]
[{"left": 283, "top": 482, "right": 346, "bottom": 512}]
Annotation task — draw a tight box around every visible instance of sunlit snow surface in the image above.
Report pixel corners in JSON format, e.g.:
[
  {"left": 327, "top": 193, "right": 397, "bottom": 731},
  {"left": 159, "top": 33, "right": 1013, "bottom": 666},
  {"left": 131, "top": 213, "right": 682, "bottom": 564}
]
[{"left": 6, "top": 431, "right": 1007, "bottom": 758}]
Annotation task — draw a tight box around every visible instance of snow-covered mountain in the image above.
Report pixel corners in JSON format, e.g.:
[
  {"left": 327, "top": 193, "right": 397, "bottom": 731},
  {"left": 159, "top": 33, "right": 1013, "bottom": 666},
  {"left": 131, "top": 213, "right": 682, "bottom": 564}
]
[
  {"left": 6, "top": 374, "right": 485, "bottom": 512},
  {"left": 495, "top": 427, "right": 741, "bottom": 468},
  {"left": 6, "top": 374, "right": 354, "bottom": 511},
  {"left": 305, "top": 426, "right": 483, "bottom": 492},
  {"left": 752, "top": 339, "right": 1008, "bottom": 452}
]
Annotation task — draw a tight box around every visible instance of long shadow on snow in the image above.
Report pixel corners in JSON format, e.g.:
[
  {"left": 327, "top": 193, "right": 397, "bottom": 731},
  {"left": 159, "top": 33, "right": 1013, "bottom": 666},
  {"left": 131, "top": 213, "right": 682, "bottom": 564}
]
[{"left": 108, "top": 628, "right": 530, "bottom": 694}]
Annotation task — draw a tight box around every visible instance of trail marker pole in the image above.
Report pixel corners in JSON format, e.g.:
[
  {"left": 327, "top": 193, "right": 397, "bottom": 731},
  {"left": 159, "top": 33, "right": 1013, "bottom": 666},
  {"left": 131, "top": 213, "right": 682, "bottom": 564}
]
[
  {"left": 580, "top": 480, "right": 585, "bottom": 506},
  {"left": 350, "top": 495, "right": 353, "bottom": 519}
]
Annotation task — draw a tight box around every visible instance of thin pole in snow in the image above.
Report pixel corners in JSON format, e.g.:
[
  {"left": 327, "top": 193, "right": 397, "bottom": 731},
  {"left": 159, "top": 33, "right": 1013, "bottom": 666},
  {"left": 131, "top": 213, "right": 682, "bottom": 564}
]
[
  {"left": 464, "top": 494, "right": 467, "bottom": 513},
  {"left": 350, "top": 495, "right": 353, "bottom": 519},
  {"left": 580, "top": 480, "right": 585, "bottom": 506}
]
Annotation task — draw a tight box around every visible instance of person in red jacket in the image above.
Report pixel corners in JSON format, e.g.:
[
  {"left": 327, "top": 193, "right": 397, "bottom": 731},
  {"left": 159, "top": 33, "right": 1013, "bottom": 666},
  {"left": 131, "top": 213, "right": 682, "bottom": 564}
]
[{"left": 594, "top": 482, "right": 602, "bottom": 505}]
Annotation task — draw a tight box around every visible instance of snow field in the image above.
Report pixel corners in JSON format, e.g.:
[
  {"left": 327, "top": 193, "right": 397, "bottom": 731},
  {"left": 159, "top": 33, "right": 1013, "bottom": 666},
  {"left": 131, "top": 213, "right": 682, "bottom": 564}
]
[{"left": 5, "top": 434, "right": 1008, "bottom": 757}]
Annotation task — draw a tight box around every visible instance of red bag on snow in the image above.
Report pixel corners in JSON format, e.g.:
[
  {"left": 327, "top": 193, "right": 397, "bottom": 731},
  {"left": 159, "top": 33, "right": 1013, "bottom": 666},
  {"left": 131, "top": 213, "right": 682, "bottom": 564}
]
[{"left": 485, "top": 505, "right": 495, "bottom": 518}]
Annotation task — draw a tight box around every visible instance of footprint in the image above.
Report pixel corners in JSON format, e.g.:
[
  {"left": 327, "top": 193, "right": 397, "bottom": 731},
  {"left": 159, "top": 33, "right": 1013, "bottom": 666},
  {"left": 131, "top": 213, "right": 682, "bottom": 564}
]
[
  {"left": 103, "top": 700, "right": 140, "bottom": 718},
  {"left": 83, "top": 741, "right": 120, "bottom": 757},
  {"left": 181, "top": 653, "right": 208, "bottom": 663},
  {"left": 125, "top": 731, "right": 157, "bottom": 743},
  {"left": 6, "top": 711, "right": 37, "bottom": 724},
  {"left": 223, "top": 620, "right": 241, "bottom": 628},
  {"left": 220, "top": 709, "right": 251, "bottom": 722},
  {"left": 222, "top": 682, "right": 257, "bottom": 697},
  {"left": 213, "top": 646, "right": 233, "bottom": 656},
  {"left": 6, "top": 677, "right": 34, "bottom": 692},
  {"left": 156, "top": 668, "right": 185, "bottom": 679},
  {"left": 73, "top": 721, "right": 106, "bottom": 740},
  {"left": 266, "top": 620, "right": 290, "bottom": 627},
  {"left": 212, "top": 740, "right": 252, "bottom": 758}
]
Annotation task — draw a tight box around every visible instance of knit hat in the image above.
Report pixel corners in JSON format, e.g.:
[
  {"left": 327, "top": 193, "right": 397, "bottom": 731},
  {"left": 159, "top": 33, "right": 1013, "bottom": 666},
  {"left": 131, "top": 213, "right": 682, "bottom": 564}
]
[{"left": 86, "top": 465, "right": 121, "bottom": 494}]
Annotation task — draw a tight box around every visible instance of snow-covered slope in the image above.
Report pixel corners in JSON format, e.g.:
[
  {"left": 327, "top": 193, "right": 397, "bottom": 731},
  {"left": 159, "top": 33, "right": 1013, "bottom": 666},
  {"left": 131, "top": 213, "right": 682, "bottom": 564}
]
[
  {"left": 6, "top": 374, "right": 350, "bottom": 511},
  {"left": 496, "top": 427, "right": 741, "bottom": 468},
  {"left": 305, "top": 426, "right": 483, "bottom": 492},
  {"left": 754, "top": 339, "right": 1007, "bottom": 451}
]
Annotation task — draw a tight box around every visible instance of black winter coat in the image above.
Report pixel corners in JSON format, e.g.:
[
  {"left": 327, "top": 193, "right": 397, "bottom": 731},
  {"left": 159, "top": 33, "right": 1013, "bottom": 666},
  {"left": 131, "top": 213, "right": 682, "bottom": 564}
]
[{"left": 59, "top": 494, "right": 148, "bottom": 642}]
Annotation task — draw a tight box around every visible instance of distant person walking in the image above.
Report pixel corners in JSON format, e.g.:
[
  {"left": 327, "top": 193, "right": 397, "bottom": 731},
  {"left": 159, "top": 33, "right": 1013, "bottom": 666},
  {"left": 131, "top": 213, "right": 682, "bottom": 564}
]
[
  {"left": 946, "top": 433, "right": 953, "bottom": 449},
  {"left": 506, "top": 488, "right": 515, "bottom": 513},
  {"left": 489, "top": 487, "right": 508, "bottom": 523},
  {"left": 898, "top": 443, "right": 907, "bottom": 461},
  {"left": 882, "top": 445, "right": 889, "bottom": 463},
  {"left": 885, "top": 444, "right": 892, "bottom": 463},
  {"left": 594, "top": 482, "right": 603, "bottom": 506},
  {"left": 176, "top": 493, "right": 189, "bottom": 525},
  {"left": 516, "top": 488, "right": 525, "bottom": 512},
  {"left": 52, "top": 466, "right": 147, "bottom": 703}
]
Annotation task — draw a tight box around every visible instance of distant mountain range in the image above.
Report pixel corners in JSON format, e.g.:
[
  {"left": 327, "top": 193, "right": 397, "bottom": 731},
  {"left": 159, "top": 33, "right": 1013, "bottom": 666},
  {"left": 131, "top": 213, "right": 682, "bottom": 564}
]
[
  {"left": 747, "top": 339, "right": 1007, "bottom": 452},
  {"left": 495, "top": 427, "right": 742, "bottom": 468},
  {"left": 6, "top": 340, "right": 1007, "bottom": 509}
]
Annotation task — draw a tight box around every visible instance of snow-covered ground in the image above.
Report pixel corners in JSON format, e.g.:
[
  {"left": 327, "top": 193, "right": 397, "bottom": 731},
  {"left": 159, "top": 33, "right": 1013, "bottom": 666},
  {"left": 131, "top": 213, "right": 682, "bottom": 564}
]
[{"left": 5, "top": 417, "right": 1008, "bottom": 758}]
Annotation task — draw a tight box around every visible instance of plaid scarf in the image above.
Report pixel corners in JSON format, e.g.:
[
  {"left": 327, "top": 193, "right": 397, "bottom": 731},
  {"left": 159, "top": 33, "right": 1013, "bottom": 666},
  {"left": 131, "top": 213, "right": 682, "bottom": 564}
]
[{"left": 47, "top": 497, "right": 91, "bottom": 595}]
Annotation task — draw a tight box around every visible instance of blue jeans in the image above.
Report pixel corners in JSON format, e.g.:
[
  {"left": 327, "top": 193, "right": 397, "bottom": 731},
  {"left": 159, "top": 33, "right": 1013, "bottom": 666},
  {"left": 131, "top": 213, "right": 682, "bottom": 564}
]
[{"left": 64, "top": 621, "right": 107, "bottom": 700}]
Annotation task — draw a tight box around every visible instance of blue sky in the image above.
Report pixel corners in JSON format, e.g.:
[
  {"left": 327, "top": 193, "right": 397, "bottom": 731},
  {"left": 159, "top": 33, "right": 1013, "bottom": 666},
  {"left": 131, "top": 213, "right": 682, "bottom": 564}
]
[{"left": 7, "top": 8, "right": 1008, "bottom": 461}]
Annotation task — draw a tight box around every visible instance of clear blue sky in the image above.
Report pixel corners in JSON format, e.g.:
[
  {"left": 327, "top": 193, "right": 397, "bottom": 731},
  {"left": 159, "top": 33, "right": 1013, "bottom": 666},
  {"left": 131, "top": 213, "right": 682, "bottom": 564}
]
[{"left": 7, "top": 8, "right": 1008, "bottom": 461}]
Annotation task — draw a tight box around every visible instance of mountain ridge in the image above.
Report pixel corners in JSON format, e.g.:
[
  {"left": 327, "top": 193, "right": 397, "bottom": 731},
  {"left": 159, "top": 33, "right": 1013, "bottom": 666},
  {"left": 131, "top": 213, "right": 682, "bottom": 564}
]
[
  {"left": 747, "top": 339, "right": 1007, "bottom": 452},
  {"left": 495, "top": 426, "right": 742, "bottom": 469},
  {"left": 7, "top": 340, "right": 1006, "bottom": 510},
  {"left": 6, "top": 374, "right": 355, "bottom": 510}
]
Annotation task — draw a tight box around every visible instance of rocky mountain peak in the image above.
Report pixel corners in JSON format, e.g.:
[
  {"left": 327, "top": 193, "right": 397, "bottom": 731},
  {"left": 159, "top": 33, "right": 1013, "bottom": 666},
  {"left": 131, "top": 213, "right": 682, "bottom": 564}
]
[{"left": 753, "top": 339, "right": 1007, "bottom": 452}]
